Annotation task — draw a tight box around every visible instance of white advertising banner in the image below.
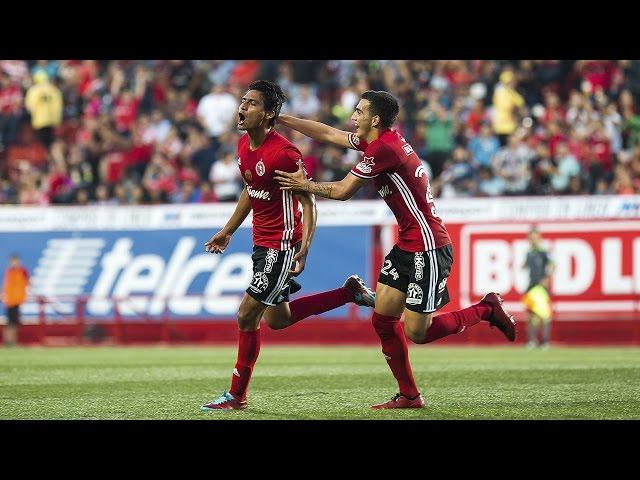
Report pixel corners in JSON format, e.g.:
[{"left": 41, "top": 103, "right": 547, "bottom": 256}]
[{"left": 1, "top": 195, "right": 639, "bottom": 231}]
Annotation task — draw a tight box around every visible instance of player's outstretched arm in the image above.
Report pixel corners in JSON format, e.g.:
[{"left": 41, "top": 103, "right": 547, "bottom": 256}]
[
  {"left": 277, "top": 114, "right": 353, "bottom": 149},
  {"left": 274, "top": 161, "right": 368, "bottom": 201},
  {"left": 204, "top": 187, "right": 251, "bottom": 254},
  {"left": 289, "top": 191, "right": 317, "bottom": 275}
]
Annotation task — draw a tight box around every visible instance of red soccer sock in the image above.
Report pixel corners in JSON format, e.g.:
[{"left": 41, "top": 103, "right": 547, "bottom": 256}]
[
  {"left": 371, "top": 312, "right": 420, "bottom": 398},
  {"left": 425, "top": 302, "right": 493, "bottom": 343},
  {"left": 229, "top": 329, "right": 261, "bottom": 401},
  {"left": 288, "top": 287, "right": 354, "bottom": 325}
]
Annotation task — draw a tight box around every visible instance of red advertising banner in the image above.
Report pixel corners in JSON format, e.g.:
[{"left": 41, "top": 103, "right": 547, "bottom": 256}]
[{"left": 383, "top": 220, "right": 640, "bottom": 323}]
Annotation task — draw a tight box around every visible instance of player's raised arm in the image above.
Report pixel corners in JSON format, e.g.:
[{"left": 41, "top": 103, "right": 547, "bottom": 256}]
[
  {"left": 274, "top": 160, "right": 368, "bottom": 201},
  {"left": 289, "top": 191, "right": 317, "bottom": 275},
  {"left": 204, "top": 186, "right": 251, "bottom": 253},
  {"left": 277, "top": 114, "right": 355, "bottom": 149}
]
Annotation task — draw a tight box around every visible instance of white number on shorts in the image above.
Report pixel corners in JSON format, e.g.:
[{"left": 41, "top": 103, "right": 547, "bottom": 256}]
[{"left": 381, "top": 260, "right": 400, "bottom": 280}]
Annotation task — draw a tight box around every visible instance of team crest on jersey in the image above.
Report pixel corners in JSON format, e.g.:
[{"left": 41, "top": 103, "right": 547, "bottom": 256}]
[
  {"left": 264, "top": 249, "right": 278, "bottom": 273},
  {"left": 256, "top": 160, "right": 266, "bottom": 176},
  {"left": 356, "top": 156, "right": 375, "bottom": 174},
  {"left": 406, "top": 283, "right": 424, "bottom": 306},
  {"left": 244, "top": 169, "right": 253, "bottom": 183},
  {"left": 414, "top": 252, "right": 425, "bottom": 281},
  {"left": 250, "top": 272, "right": 269, "bottom": 293}
]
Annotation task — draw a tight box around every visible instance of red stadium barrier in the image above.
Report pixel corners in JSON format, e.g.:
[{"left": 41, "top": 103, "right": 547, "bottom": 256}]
[{"left": 2, "top": 290, "right": 639, "bottom": 346}]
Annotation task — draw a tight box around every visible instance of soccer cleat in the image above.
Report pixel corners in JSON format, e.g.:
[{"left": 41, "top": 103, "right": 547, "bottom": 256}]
[
  {"left": 481, "top": 292, "right": 517, "bottom": 342},
  {"left": 343, "top": 275, "right": 376, "bottom": 307},
  {"left": 200, "top": 391, "right": 247, "bottom": 411},
  {"left": 371, "top": 393, "right": 425, "bottom": 410}
]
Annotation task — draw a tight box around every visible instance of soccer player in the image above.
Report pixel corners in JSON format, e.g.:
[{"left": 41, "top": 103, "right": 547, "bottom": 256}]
[
  {"left": 274, "top": 90, "right": 517, "bottom": 409},
  {"left": 200, "top": 81, "right": 375, "bottom": 411},
  {"left": 522, "top": 226, "right": 554, "bottom": 349}
]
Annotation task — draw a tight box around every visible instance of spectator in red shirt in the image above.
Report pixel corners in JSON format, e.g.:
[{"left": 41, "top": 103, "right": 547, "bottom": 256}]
[
  {"left": 589, "top": 121, "right": 613, "bottom": 172},
  {"left": 547, "top": 121, "right": 567, "bottom": 158},
  {"left": 143, "top": 152, "right": 177, "bottom": 199},
  {"left": 542, "top": 91, "right": 566, "bottom": 125},
  {"left": 0, "top": 72, "right": 23, "bottom": 148},
  {"left": 576, "top": 60, "right": 615, "bottom": 93},
  {"left": 113, "top": 90, "right": 140, "bottom": 135},
  {"left": 466, "top": 99, "right": 488, "bottom": 135},
  {"left": 198, "top": 181, "right": 217, "bottom": 203}
]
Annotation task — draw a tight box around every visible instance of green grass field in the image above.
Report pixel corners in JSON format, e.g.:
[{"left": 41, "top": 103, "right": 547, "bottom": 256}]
[{"left": 1, "top": 345, "right": 639, "bottom": 419}]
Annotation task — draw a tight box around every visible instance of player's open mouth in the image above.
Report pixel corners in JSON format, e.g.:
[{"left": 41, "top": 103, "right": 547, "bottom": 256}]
[{"left": 238, "top": 113, "right": 246, "bottom": 126}]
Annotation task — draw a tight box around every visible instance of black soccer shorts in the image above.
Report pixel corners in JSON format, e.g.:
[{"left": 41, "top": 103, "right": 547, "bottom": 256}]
[
  {"left": 246, "top": 242, "right": 302, "bottom": 306},
  {"left": 6, "top": 305, "right": 20, "bottom": 325},
  {"left": 378, "top": 243, "right": 454, "bottom": 313}
]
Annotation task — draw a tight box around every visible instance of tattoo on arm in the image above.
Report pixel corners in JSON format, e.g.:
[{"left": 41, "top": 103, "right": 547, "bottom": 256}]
[{"left": 307, "top": 181, "right": 334, "bottom": 199}]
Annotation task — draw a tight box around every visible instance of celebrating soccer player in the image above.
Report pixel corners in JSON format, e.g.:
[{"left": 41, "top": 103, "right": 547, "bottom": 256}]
[
  {"left": 274, "top": 90, "right": 517, "bottom": 409},
  {"left": 200, "top": 81, "right": 376, "bottom": 411}
]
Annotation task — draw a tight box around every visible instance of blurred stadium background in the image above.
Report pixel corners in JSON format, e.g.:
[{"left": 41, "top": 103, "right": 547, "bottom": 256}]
[{"left": 0, "top": 59, "right": 639, "bottom": 347}]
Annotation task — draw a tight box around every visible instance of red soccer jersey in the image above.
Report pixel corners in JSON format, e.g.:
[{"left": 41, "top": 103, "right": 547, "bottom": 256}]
[
  {"left": 348, "top": 129, "right": 451, "bottom": 252},
  {"left": 238, "top": 129, "right": 304, "bottom": 250}
]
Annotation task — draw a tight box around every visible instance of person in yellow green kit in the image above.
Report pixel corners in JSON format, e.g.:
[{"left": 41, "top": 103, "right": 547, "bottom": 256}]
[{"left": 522, "top": 226, "right": 554, "bottom": 350}]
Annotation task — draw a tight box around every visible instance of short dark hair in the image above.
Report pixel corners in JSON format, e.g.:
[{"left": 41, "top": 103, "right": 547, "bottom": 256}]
[
  {"left": 248, "top": 80, "right": 287, "bottom": 127},
  {"left": 361, "top": 90, "right": 399, "bottom": 128}
]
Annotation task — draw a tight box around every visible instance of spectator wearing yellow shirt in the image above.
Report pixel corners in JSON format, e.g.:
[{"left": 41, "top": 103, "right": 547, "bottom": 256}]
[
  {"left": 492, "top": 70, "right": 525, "bottom": 146},
  {"left": 24, "top": 71, "right": 63, "bottom": 149}
]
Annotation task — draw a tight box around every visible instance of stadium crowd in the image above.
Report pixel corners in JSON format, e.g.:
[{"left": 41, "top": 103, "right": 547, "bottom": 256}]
[{"left": 1, "top": 59, "right": 640, "bottom": 205}]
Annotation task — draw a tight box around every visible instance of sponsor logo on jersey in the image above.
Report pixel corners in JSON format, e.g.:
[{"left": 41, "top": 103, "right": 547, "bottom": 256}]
[
  {"left": 415, "top": 165, "right": 428, "bottom": 178},
  {"left": 233, "top": 368, "right": 240, "bottom": 377},
  {"left": 247, "top": 186, "right": 271, "bottom": 201},
  {"left": 403, "top": 144, "right": 414, "bottom": 155},
  {"left": 265, "top": 249, "right": 278, "bottom": 273},
  {"left": 437, "top": 277, "right": 447, "bottom": 293},
  {"left": 356, "top": 156, "right": 375, "bottom": 174},
  {"left": 256, "top": 160, "right": 266, "bottom": 177},
  {"left": 250, "top": 272, "right": 269, "bottom": 293},
  {"left": 414, "top": 252, "right": 425, "bottom": 281},
  {"left": 406, "top": 283, "right": 424, "bottom": 305},
  {"left": 378, "top": 184, "right": 392, "bottom": 198}
]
